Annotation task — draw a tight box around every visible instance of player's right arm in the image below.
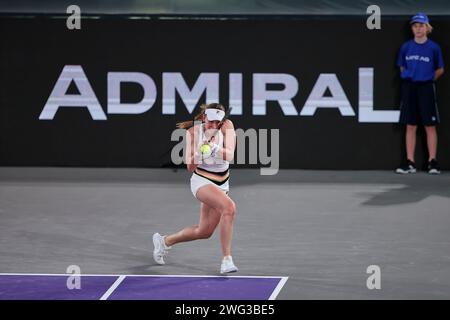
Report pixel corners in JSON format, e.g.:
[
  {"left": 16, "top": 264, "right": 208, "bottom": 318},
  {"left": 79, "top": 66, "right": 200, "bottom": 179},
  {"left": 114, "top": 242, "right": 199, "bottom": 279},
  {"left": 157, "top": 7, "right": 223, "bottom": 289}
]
[
  {"left": 186, "top": 126, "right": 200, "bottom": 172},
  {"left": 397, "top": 43, "right": 406, "bottom": 75}
]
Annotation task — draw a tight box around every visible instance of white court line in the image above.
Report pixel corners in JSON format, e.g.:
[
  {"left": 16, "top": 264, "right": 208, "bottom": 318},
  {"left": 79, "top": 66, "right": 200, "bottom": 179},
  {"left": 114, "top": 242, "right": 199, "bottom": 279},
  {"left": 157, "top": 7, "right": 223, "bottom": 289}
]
[
  {"left": 99, "top": 275, "right": 126, "bottom": 301},
  {"left": 268, "top": 277, "right": 289, "bottom": 300},
  {"left": 0, "top": 273, "right": 287, "bottom": 279}
]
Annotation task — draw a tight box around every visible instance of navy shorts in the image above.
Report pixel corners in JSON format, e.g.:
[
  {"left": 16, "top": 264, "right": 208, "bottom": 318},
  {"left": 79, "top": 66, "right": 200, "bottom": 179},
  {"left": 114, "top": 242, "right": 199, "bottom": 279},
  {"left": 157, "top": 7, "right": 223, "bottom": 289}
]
[{"left": 399, "top": 80, "right": 440, "bottom": 126}]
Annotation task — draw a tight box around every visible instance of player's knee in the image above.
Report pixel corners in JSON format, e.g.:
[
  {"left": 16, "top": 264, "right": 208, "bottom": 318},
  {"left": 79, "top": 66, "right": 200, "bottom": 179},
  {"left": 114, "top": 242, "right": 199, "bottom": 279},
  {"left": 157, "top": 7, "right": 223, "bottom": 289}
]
[{"left": 221, "top": 199, "right": 236, "bottom": 218}]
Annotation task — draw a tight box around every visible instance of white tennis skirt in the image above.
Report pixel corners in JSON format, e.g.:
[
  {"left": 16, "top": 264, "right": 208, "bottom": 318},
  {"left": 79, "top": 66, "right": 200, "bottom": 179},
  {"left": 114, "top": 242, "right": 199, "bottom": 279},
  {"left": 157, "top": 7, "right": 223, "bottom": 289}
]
[{"left": 190, "top": 172, "right": 229, "bottom": 199}]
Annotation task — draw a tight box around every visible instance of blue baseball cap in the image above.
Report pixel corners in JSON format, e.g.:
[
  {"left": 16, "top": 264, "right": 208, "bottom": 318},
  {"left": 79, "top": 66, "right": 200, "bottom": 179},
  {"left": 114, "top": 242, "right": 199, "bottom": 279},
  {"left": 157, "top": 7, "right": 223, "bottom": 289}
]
[{"left": 410, "top": 12, "right": 429, "bottom": 24}]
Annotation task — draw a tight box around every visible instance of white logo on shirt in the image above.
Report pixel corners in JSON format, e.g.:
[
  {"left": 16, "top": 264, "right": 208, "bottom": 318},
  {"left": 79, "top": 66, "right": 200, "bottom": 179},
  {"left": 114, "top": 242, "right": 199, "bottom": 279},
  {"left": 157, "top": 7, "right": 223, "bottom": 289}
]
[{"left": 405, "top": 55, "right": 430, "bottom": 62}]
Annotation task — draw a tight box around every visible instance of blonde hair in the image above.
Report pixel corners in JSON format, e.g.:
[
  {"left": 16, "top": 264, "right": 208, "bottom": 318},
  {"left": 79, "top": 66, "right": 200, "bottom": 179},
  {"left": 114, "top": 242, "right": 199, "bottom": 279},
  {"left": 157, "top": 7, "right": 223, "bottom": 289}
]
[
  {"left": 176, "top": 103, "right": 226, "bottom": 129},
  {"left": 412, "top": 22, "right": 433, "bottom": 34}
]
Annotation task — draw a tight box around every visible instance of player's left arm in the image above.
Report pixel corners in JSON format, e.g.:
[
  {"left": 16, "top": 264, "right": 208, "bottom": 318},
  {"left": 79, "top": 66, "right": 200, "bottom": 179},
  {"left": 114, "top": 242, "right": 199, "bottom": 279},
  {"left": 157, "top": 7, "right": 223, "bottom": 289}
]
[
  {"left": 216, "top": 119, "right": 236, "bottom": 162},
  {"left": 434, "top": 45, "right": 445, "bottom": 81}
]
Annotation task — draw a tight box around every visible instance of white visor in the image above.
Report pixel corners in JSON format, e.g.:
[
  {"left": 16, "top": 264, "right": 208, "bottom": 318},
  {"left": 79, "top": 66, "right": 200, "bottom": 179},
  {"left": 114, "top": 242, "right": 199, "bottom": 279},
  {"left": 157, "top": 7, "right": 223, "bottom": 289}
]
[{"left": 205, "top": 108, "right": 225, "bottom": 122}]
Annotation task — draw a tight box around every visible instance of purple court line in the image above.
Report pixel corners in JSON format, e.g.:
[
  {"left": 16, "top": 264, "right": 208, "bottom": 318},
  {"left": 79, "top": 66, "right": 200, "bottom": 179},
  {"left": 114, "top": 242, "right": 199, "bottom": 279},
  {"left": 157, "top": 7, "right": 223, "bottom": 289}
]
[{"left": 0, "top": 274, "right": 288, "bottom": 300}]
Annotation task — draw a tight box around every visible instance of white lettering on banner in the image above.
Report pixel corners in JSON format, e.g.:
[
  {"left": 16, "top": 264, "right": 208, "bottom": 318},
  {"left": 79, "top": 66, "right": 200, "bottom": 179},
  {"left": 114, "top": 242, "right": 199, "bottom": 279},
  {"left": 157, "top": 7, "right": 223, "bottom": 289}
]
[
  {"left": 107, "top": 72, "right": 156, "bottom": 114},
  {"left": 359, "top": 68, "right": 399, "bottom": 122},
  {"left": 162, "top": 73, "right": 219, "bottom": 114},
  {"left": 39, "top": 65, "right": 106, "bottom": 120},
  {"left": 229, "top": 73, "right": 243, "bottom": 115},
  {"left": 252, "top": 73, "right": 298, "bottom": 116},
  {"left": 40, "top": 65, "right": 400, "bottom": 123},
  {"left": 300, "top": 73, "right": 355, "bottom": 116}
]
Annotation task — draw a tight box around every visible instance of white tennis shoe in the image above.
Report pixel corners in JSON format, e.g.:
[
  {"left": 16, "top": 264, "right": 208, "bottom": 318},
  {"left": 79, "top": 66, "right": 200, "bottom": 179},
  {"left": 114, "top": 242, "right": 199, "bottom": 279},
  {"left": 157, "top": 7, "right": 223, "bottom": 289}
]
[
  {"left": 220, "top": 256, "right": 238, "bottom": 274},
  {"left": 153, "top": 233, "right": 170, "bottom": 265}
]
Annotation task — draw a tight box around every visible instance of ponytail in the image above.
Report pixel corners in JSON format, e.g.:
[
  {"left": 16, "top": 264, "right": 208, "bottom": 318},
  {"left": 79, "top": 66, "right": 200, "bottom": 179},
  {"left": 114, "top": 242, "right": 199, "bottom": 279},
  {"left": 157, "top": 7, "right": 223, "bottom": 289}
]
[{"left": 176, "top": 104, "right": 207, "bottom": 129}]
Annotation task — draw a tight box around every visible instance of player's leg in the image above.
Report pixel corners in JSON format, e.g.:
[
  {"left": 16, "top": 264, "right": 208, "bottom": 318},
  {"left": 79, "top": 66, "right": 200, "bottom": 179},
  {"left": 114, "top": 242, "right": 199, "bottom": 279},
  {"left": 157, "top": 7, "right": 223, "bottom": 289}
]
[
  {"left": 164, "top": 202, "right": 221, "bottom": 246},
  {"left": 196, "top": 184, "right": 236, "bottom": 257},
  {"left": 424, "top": 125, "right": 440, "bottom": 174},
  {"left": 153, "top": 201, "right": 221, "bottom": 265},
  {"left": 424, "top": 125, "right": 437, "bottom": 161},
  {"left": 196, "top": 184, "right": 238, "bottom": 273},
  {"left": 406, "top": 124, "right": 417, "bottom": 162},
  {"left": 418, "top": 82, "right": 441, "bottom": 174},
  {"left": 396, "top": 124, "right": 417, "bottom": 174},
  {"left": 396, "top": 81, "right": 418, "bottom": 174}
]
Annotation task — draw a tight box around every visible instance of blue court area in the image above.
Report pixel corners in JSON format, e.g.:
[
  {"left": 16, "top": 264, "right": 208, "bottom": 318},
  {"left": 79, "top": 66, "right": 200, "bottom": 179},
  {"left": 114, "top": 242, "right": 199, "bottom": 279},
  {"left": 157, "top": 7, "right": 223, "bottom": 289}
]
[{"left": 0, "top": 274, "right": 288, "bottom": 300}]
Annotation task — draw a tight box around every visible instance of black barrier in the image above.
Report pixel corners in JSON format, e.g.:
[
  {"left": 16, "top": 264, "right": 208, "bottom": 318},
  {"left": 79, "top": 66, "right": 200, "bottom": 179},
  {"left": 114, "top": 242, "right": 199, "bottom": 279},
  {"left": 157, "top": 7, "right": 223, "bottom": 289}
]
[{"left": 0, "top": 16, "right": 449, "bottom": 170}]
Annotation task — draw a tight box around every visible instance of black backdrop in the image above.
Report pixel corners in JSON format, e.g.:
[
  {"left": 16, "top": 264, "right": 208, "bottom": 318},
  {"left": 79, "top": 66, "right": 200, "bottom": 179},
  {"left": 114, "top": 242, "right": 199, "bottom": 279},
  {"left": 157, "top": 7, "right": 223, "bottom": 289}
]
[{"left": 0, "top": 16, "right": 449, "bottom": 169}]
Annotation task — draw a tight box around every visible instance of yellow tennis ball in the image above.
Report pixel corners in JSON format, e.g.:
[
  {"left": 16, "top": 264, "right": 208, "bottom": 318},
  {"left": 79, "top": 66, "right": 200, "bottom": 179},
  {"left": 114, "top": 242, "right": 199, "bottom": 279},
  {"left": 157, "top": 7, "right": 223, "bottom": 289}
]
[{"left": 200, "top": 144, "right": 211, "bottom": 154}]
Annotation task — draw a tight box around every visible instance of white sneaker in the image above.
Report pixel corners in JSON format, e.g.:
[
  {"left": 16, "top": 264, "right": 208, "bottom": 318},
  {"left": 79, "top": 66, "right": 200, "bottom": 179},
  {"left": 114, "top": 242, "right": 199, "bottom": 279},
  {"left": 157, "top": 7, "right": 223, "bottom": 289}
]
[
  {"left": 395, "top": 160, "right": 417, "bottom": 174},
  {"left": 220, "top": 256, "right": 238, "bottom": 274},
  {"left": 152, "top": 233, "right": 170, "bottom": 265}
]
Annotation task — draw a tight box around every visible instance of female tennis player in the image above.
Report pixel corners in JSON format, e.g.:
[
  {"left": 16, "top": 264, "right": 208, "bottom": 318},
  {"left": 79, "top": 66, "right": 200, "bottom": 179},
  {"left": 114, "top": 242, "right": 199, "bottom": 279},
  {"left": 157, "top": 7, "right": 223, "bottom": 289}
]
[{"left": 153, "top": 103, "right": 238, "bottom": 273}]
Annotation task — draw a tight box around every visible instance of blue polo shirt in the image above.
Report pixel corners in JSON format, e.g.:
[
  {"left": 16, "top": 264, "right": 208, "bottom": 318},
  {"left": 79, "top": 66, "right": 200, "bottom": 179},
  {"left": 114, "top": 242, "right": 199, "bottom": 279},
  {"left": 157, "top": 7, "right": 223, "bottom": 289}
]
[{"left": 397, "top": 39, "right": 444, "bottom": 81}]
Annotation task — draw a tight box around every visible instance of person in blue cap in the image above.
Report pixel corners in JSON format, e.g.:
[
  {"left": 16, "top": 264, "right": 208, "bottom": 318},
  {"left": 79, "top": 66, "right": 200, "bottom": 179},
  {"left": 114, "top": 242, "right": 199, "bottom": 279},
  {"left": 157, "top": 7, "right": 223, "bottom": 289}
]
[{"left": 396, "top": 13, "right": 444, "bottom": 174}]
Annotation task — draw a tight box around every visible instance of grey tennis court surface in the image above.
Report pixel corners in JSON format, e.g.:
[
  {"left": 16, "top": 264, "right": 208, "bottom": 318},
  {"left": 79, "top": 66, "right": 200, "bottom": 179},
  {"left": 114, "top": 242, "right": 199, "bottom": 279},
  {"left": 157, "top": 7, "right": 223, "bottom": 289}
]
[{"left": 0, "top": 167, "right": 449, "bottom": 299}]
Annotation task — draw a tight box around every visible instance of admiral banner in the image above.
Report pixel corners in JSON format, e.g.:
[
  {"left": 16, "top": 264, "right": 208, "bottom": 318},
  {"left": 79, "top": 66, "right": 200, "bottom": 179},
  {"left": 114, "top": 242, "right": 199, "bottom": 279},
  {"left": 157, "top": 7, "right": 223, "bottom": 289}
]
[{"left": 0, "top": 16, "right": 448, "bottom": 169}]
